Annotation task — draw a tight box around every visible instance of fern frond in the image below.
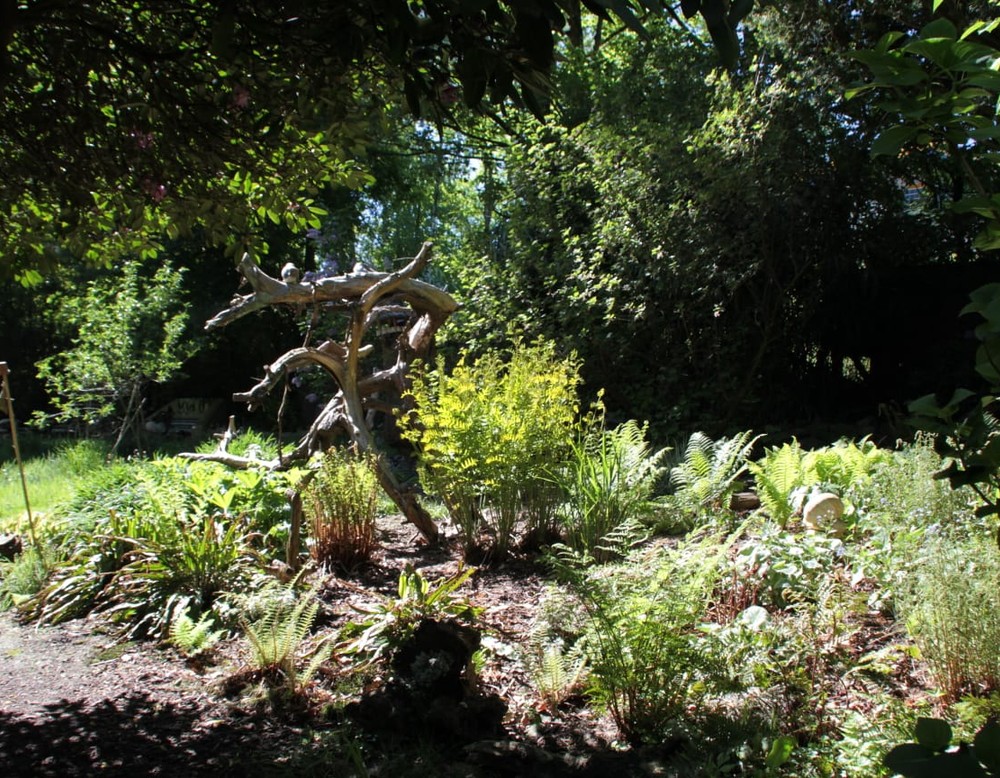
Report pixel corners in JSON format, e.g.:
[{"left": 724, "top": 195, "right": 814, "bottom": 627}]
[
  {"left": 671, "top": 430, "right": 762, "bottom": 511},
  {"left": 749, "top": 440, "right": 804, "bottom": 527},
  {"left": 529, "top": 639, "right": 588, "bottom": 706},
  {"left": 240, "top": 580, "right": 321, "bottom": 678},
  {"left": 168, "top": 601, "right": 223, "bottom": 657}
]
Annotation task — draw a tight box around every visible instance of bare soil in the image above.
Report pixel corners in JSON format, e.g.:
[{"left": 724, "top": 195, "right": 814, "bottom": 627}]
[
  {"left": 0, "top": 513, "right": 918, "bottom": 777},
  {"left": 0, "top": 515, "right": 637, "bottom": 777}
]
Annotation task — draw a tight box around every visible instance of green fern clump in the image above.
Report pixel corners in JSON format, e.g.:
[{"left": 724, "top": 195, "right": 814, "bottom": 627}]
[
  {"left": 557, "top": 418, "right": 666, "bottom": 562},
  {"left": 240, "top": 579, "right": 331, "bottom": 690},
  {"left": 551, "top": 532, "right": 734, "bottom": 743},
  {"left": 899, "top": 533, "right": 1000, "bottom": 702},
  {"left": 669, "top": 430, "right": 762, "bottom": 526},
  {"left": 749, "top": 441, "right": 805, "bottom": 528},
  {"left": 749, "top": 438, "right": 888, "bottom": 528},
  {"left": 523, "top": 638, "right": 588, "bottom": 709},
  {"left": 168, "top": 599, "right": 224, "bottom": 657},
  {"left": 522, "top": 585, "right": 590, "bottom": 707},
  {"left": 303, "top": 447, "right": 380, "bottom": 571},
  {"left": 400, "top": 340, "right": 580, "bottom": 559}
]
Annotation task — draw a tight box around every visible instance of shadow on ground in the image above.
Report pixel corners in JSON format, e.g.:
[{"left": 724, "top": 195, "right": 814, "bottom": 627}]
[{"left": 0, "top": 692, "right": 354, "bottom": 777}]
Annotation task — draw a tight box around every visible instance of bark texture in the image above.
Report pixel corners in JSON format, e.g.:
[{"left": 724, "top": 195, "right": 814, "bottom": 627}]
[{"left": 182, "top": 242, "right": 456, "bottom": 543}]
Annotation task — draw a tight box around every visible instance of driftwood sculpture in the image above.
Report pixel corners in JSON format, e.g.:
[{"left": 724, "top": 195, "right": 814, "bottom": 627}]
[{"left": 183, "top": 241, "right": 455, "bottom": 543}]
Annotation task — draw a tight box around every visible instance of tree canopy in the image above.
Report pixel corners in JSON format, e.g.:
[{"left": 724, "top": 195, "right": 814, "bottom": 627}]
[{"left": 1, "top": 0, "right": 749, "bottom": 285}]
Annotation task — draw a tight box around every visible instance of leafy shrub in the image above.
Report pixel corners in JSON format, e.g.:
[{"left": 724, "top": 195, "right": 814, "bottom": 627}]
[
  {"left": 899, "top": 533, "right": 1000, "bottom": 702},
  {"left": 341, "top": 564, "right": 481, "bottom": 667},
  {"left": 32, "top": 258, "right": 194, "bottom": 454},
  {"left": 25, "top": 459, "right": 263, "bottom": 637},
  {"left": 56, "top": 439, "right": 111, "bottom": 475},
  {"left": 557, "top": 418, "right": 665, "bottom": 562},
  {"left": 846, "top": 438, "right": 974, "bottom": 609},
  {"left": 55, "top": 459, "right": 167, "bottom": 534},
  {"left": 184, "top": 459, "right": 303, "bottom": 554},
  {"left": 551, "top": 533, "right": 733, "bottom": 744},
  {"left": 302, "top": 447, "right": 380, "bottom": 571},
  {"left": 0, "top": 546, "right": 50, "bottom": 609},
  {"left": 108, "top": 513, "right": 260, "bottom": 637},
  {"left": 733, "top": 524, "right": 846, "bottom": 610},
  {"left": 749, "top": 438, "right": 889, "bottom": 528},
  {"left": 400, "top": 340, "right": 580, "bottom": 559}
]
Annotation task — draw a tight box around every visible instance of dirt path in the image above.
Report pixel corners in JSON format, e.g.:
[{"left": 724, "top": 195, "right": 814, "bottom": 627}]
[{"left": 0, "top": 612, "right": 201, "bottom": 717}]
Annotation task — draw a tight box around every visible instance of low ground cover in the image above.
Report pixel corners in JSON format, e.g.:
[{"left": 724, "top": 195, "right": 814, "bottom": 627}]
[{"left": 1, "top": 426, "right": 997, "bottom": 776}]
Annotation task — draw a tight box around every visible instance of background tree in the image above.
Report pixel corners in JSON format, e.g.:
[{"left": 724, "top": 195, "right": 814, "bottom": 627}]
[
  {"left": 32, "top": 258, "right": 195, "bottom": 453},
  {"left": 439, "top": 4, "right": 983, "bottom": 436},
  {"left": 0, "top": 0, "right": 748, "bottom": 284}
]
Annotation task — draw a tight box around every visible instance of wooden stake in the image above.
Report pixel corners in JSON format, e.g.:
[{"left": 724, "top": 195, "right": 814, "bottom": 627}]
[{"left": 0, "top": 362, "right": 41, "bottom": 554}]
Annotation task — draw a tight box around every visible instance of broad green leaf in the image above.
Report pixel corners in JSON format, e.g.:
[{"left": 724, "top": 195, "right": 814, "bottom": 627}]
[
  {"left": 765, "top": 735, "right": 796, "bottom": 769},
  {"left": 871, "top": 125, "right": 918, "bottom": 157},
  {"left": 883, "top": 743, "right": 936, "bottom": 775},
  {"left": 974, "top": 720, "right": 1000, "bottom": 772},
  {"left": 914, "top": 717, "right": 952, "bottom": 752},
  {"left": 919, "top": 18, "right": 959, "bottom": 41}
]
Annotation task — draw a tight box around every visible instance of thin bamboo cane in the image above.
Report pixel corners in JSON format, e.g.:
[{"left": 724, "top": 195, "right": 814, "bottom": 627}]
[{"left": 0, "top": 362, "right": 42, "bottom": 555}]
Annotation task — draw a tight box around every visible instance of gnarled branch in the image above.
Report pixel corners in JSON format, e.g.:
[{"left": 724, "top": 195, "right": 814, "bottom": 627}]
[{"left": 183, "top": 241, "right": 457, "bottom": 544}]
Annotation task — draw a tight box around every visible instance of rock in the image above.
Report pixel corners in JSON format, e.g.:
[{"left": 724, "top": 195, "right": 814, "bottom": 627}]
[
  {"left": 802, "top": 492, "right": 845, "bottom": 537},
  {"left": 0, "top": 533, "right": 23, "bottom": 561}
]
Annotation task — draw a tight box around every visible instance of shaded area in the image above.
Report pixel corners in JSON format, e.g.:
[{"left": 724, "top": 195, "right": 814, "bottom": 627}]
[{"left": 0, "top": 692, "right": 351, "bottom": 777}]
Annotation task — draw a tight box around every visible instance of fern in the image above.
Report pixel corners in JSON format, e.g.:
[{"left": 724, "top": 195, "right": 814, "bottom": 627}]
[
  {"left": 550, "top": 531, "right": 735, "bottom": 743},
  {"left": 750, "top": 438, "right": 890, "bottom": 528},
  {"left": 559, "top": 419, "right": 667, "bottom": 562},
  {"left": 749, "top": 441, "right": 806, "bottom": 528},
  {"left": 670, "top": 430, "right": 763, "bottom": 519},
  {"left": 168, "top": 600, "right": 223, "bottom": 657},
  {"left": 303, "top": 447, "right": 380, "bottom": 571},
  {"left": 524, "top": 638, "right": 588, "bottom": 708},
  {"left": 241, "top": 579, "right": 324, "bottom": 687}
]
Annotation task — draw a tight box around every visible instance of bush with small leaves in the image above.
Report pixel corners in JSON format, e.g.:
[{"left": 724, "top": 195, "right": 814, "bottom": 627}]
[{"left": 400, "top": 340, "right": 580, "bottom": 559}]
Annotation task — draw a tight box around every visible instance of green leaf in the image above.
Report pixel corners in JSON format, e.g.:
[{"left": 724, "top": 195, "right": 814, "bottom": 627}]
[
  {"left": 872, "top": 125, "right": 918, "bottom": 157},
  {"left": 403, "top": 77, "right": 421, "bottom": 117},
  {"left": 919, "top": 18, "right": 959, "bottom": 41},
  {"left": 974, "top": 720, "right": 1000, "bottom": 771},
  {"left": 516, "top": 12, "right": 555, "bottom": 69},
  {"left": 459, "top": 50, "right": 489, "bottom": 108},
  {"left": 914, "top": 717, "right": 952, "bottom": 752},
  {"left": 765, "top": 735, "right": 796, "bottom": 769},
  {"left": 884, "top": 743, "right": 936, "bottom": 775}
]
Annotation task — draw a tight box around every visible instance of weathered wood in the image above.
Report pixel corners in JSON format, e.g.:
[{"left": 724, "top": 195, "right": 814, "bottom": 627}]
[
  {"left": 183, "top": 242, "right": 454, "bottom": 544},
  {"left": 729, "top": 491, "right": 761, "bottom": 512}
]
